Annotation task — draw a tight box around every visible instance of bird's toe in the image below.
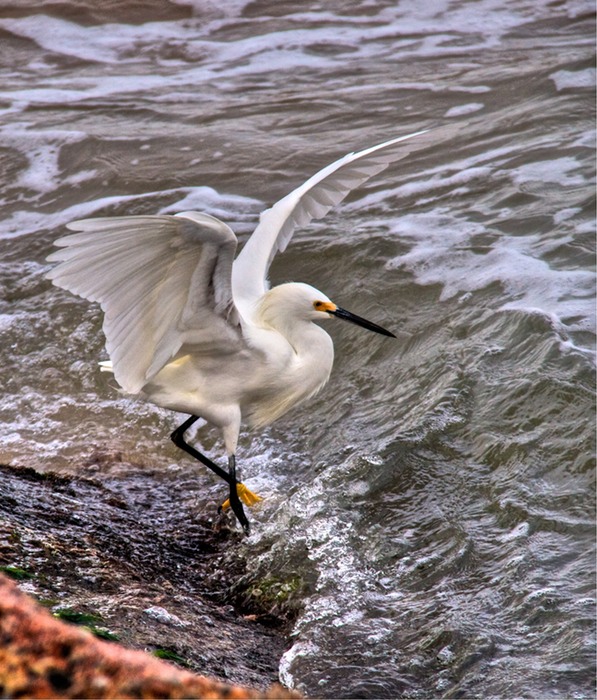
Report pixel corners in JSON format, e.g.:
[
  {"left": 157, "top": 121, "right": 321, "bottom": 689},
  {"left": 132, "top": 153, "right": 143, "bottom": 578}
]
[{"left": 220, "top": 482, "right": 263, "bottom": 510}]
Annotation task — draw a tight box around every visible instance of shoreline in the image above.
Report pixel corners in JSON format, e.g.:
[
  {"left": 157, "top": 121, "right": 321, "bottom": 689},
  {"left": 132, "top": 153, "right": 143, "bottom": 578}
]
[{"left": 0, "top": 461, "right": 294, "bottom": 694}]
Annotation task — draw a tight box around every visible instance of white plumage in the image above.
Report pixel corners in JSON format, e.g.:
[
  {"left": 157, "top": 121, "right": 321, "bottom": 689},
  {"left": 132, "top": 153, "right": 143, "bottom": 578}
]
[{"left": 47, "top": 129, "right": 428, "bottom": 533}]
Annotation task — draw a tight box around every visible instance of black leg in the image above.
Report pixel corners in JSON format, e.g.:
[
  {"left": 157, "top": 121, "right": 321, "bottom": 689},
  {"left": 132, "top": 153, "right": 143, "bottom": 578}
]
[
  {"left": 226, "top": 454, "right": 250, "bottom": 535},
  {"left": 171, "top": 415, "right": 231, "bottom": 483},
  {"left": 170, "top": 415, "right": 250, "bottom": 534}
]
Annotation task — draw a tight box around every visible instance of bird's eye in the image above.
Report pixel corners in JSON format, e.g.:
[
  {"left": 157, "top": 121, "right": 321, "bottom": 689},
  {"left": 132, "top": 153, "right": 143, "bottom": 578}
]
[{"left": 313, "top": 301, "right": 324, "bottom": 309}]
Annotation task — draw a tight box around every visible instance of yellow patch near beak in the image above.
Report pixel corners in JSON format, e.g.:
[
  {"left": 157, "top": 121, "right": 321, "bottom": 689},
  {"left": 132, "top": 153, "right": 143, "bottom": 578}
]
[{"left": 313, "top": 300, "right": 337, "bottom": 313}]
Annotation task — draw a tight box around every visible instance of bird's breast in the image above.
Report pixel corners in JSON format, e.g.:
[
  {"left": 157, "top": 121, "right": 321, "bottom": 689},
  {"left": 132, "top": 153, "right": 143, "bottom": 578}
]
[
  {"left": 242, "top": 323, "right": 334, "bottom": 428},
  {"left": 143, "top": 323, "right": 334, "bottom": 431}
]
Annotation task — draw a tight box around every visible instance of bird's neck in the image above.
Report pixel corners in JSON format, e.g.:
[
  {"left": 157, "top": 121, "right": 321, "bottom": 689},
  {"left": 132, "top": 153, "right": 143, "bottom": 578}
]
[
  {"left": 260, "top": 315, "right": 326, "bottom": 356},
  {"left": 253, "top": 289, "right": 334, "bottom": 369},
  {"left": 258, "top": 313, "right": 334, "bottom": 373},
  {"left": 268, "top": 317, "right": 335, "bottom": 407},
  {"left": 286, "top": 318, "right": 332, "bottom": 357}
]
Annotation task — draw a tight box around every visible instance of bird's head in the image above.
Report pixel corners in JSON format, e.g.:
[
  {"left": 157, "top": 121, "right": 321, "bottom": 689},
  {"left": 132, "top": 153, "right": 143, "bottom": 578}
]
[{"left": 260, "top": 283, "right": 395, "bottom": 337}]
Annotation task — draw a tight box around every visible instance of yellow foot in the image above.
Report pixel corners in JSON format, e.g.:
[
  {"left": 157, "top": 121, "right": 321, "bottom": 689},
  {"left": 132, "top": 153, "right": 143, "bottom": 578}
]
[{"left": 221, "top": 482, "right": 263, "bottom": 511}]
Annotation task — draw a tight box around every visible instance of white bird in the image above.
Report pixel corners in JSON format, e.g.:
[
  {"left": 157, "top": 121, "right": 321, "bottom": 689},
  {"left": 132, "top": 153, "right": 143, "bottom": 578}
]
[{"left": 47, "top": 129, "right": 428, "bottom": 533}]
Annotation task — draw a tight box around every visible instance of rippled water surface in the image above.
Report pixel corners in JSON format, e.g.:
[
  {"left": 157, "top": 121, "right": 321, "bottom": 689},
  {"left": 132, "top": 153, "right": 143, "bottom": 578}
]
[{"left": 0, "top": 0, "right": 595, "bottom": 697}]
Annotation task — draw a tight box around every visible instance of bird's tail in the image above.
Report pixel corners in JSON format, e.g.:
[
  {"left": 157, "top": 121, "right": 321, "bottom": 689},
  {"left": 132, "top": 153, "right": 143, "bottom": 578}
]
[{"left": 99, "top": 360, "right": 114, "bottom": 374}]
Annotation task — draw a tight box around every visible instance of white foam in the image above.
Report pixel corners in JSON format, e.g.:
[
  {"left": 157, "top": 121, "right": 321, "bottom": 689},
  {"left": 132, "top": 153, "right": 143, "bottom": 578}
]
[
  {"left": 0, "top": 313, "right": 19, "bottom": 331},
  {"left": 279, "top": 640, "right": 320, "bottom": 690},
  {"left": 550, "top": 68, "right": 596, "bottom": 91},
  {"left": 159, "top": 185, "right": 260, "bottom": 217},
  {"left": 0, "top": 186, "right": 261, "bottom": 240},
  {"left": 342, "top": 136, "right": 593, "bottom": 351},
  {"left": 385, "top": 209, "right": 595, "bottom": 340},
  {"left": 0, "top": 126, "right": 90, "bottom": 194},
  {"left": 346, "top": 164, "right": 495, "bottom": 211},
  {"left": 0, "top": 1, "right": 574, "bottom": 113},
  {"left": 270, "top": 451, "right": 395, "bottom": 688},
  {"left": 0, "top": 72, "right": 193, "bottom": 107},
  {"left": 510, "top": 157, "right": 587, "bottom": 187},
  {"left": 554, "top": 207, "right": 583, "bottom": 225},
  {"left": 170, "top": 0, "right": 254, "bottom": 18},
  {"left": 444, "top": 103, "right": 485, "bottom": 117},
  {"left": 0, "top": 16, "right": 198, "bottom": 65}
]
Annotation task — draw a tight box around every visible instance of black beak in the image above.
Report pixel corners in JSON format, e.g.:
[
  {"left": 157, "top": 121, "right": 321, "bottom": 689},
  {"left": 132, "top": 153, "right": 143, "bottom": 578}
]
[{"left": 329, "top": 307, "right": 396, "bottom": 338}]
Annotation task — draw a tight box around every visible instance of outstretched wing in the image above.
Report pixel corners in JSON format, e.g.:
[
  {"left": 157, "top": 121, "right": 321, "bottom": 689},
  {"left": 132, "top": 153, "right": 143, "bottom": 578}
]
[
  {"left": 46, "top": 211, "right": 238, "bottom": 394},
  {"left": 232, "top": 130, "right": 429, "bottom": 306}
]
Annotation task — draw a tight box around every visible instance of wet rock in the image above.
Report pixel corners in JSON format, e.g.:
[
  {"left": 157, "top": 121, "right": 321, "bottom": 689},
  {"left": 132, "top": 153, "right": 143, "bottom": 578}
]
[
  {"left": 0, "top": 573, "right": 299, "bottom": 698},
  {"left": 144, "top": 605, "right": 191, "bottom": 628},
  {"left": 0, "top": 461, "right": 297, "bottom": 696}
]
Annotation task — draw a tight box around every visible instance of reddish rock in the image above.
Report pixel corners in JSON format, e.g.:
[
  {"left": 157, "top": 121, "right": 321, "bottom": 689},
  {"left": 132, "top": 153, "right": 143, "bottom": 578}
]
[{"left": 0, "top": 574, "right": 299, "bottom": 699}]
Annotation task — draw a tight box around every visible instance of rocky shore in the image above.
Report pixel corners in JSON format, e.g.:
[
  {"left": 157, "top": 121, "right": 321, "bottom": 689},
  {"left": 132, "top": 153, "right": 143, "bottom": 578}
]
[{"left": 0, "top": 460, "right": 298, "bottom": 698}]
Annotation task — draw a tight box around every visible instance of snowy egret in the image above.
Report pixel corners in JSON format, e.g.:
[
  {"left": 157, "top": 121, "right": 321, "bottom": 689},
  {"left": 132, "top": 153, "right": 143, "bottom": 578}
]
[{"left": 47, "top": 129, "right": 428, "bottom": 533}]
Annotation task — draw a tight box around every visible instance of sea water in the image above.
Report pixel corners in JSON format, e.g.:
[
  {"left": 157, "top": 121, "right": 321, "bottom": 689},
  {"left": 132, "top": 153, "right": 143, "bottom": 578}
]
[{"left": 0, "top": 1, "right": 594, "bottom": 697}]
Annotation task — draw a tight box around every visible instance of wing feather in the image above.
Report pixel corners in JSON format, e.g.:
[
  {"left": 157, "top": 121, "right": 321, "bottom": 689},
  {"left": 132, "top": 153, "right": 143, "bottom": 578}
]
[
  {"left": 232, "top": 129, "right": 431, "bottom": 306},
  {"left": 46, "top": 211, "right": 239, "bottom": 394}
]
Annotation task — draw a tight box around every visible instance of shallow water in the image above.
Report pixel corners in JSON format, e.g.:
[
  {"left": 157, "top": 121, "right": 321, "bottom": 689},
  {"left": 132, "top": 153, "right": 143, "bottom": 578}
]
[{"left": 0, "top": 0, "right": 595, "bottom": 698}]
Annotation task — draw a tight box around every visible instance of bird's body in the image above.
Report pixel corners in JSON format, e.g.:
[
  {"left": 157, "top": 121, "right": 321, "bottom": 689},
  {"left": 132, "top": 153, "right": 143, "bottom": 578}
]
[
  {"left": 142, "top": 282, "right": 335, "bottom": 442},
  {"left": 47, "top": 129, "right": 429, "bottom": 532}
]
